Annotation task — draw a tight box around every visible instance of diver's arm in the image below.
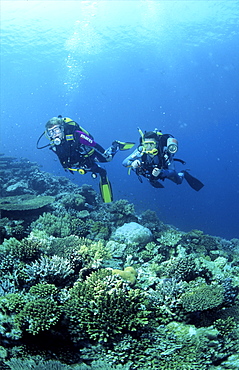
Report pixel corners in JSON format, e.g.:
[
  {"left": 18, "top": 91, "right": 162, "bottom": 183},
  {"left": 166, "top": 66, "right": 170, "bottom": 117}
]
[
  {"left": 122, "top": 149, "right": 142, "bottom": 167},
  {"left": 75, "top": 130, "right": 106, "bottom": 155},
  {"left": 157, "top": 158, "right": 181, "bottom": 181}
]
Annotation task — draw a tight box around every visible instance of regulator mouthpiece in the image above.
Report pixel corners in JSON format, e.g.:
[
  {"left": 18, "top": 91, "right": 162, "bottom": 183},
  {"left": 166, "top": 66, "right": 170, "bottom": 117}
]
[{"left": 53, "top": 138, "right": 61, "bottom": 146}]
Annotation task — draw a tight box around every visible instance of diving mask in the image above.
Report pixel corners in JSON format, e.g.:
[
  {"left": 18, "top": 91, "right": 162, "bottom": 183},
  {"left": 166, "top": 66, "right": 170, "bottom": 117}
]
[
  {"left": 142, "top": 140, "right": 158, "bottom": 155},
  {"left": 47, "top": 125, "right": 63, "bottom": 145}
]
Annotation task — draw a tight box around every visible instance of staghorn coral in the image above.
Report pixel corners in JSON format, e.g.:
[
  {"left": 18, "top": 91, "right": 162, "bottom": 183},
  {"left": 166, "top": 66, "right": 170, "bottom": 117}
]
[
  {"left": 139, "top": 209, "right": 166, "bottom": 233},
  {"left": 25, "top": 255, "right": 74, "bottom": 287},
  {"left": 156, "top": 229, "right": 182, "bottom": 259},
  {"left": 107, "top": 199, "right": 137, "bottom": 226},
  {"left": 148, "top": 277, "right": 185, "bottom": 324},
  {"left": 180, "top": 229, "right": 222, "bottom": 256},
  {"left": 88, "top": 220, "right": 111, "bottom": 240},
  {"left": 109, "top": 199, "right": 135, "bottom": 216}
]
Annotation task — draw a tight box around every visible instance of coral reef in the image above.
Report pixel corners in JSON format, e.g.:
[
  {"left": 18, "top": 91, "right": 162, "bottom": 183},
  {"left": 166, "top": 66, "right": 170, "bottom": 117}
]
[
  {"left": 111, "top": 222, "right": 152, "bottom": 245},
  {"left": 0, "top": 155, "right": 239, "bottom": 369},
  {"left": 0, "top": 194, "right": 55, "bottom": 212}
]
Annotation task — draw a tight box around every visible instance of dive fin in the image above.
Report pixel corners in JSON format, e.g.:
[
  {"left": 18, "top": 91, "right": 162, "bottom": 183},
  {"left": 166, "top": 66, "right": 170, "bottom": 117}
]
[
  {"left": 149, "top": 180, "right": 164, "bottom": 188},
  {"left": 182, "top": 170, "right": 204, "bottom": 191},
  {"left": 99, "top": 176, "right": 113, "bottom": 203},
  {"left": 115, "top": 141, "right": 135, "bottom": 151}
]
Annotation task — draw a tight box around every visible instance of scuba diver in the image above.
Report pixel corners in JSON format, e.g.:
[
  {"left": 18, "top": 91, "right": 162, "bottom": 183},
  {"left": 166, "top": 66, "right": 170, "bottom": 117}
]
[
  {"left": 37, "top": 116, "right": 135, "bottom": 202},
  {"left": 122, "top": 128, "right": 204, "bottom": 191}
]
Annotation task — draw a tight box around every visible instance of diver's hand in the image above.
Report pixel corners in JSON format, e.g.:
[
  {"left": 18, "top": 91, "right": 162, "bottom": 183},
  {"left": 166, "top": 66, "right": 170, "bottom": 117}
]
[
  {"left": 103, "top": 151, "right": 112, "bottom": 161},
  {"left": 152, "top": 167, "right": 160, "bottom": 177},
  {"left": 131, "top": 159, "right": 141, "bottom": 169}
]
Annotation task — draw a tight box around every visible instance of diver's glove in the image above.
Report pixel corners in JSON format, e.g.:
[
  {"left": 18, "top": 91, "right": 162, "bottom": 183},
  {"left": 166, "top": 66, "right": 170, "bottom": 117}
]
[{"left": 131, "top": 159, "right": 141, "bottom": 169}]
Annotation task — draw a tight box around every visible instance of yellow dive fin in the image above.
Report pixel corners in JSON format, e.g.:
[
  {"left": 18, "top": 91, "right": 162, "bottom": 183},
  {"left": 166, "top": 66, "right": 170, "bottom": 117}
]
[
  {"left": 99, "top": 176, "right": 113, "bottom": 203},
  {"left": 115, "top": 141, "right": 135, "bottom": 151}
]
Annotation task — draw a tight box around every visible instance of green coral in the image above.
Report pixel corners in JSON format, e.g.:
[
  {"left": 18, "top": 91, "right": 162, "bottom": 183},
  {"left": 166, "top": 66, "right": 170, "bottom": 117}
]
[
  {"left": 156, "top": 229, "right": 182, "bottom": 259},
  {"left": 0, "top": 293, "right": 27, "bottom": 340},
  {"left": 75, "top": 237, "right": 111, "bottom": 267},
  {"left": 180, "top": 281, "right": 225, "bottom": 312},
  {"left": 10, "top": 237, "right": 42, "bottom": 262},
  {"left": 0, "top": 286, "right": 62, "bottom": 339},
  {"left": 31, "top": 212, "right": 88, "bottom": 237},
  {"left": 214, "top": 316, "right": 237, "bottom": 336},
  {"left": 89, "top": 220, "right": 111, "bottom": 240},
  {"left": 29, "top": 282, "right": 58, "bottom": 299},
  {"left": 63, "top": 269, "right": 150, "bottom": 342},
  {"left": 59, "top": 192, "right": 86, "bottom": 211},
  {"left": 4, "top": 358, "right": 131, "bottom": 370},
  {"left": 99, "top": 323, "right": 223, "bottom": 370},
  {"left": 180, "top": 229, "right": 222, "bottom": 255},
  {"left": 20, "top": 298, "right": 61, "bottom": 335}
]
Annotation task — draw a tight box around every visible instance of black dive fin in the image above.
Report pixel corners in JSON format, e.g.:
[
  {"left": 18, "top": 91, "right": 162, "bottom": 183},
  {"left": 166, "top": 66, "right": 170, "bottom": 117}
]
[
  {"left": 183, "top": 171, "right": 204, "bottom": 191},
  {"left": 99, "top": 176, "right": 113, "bottom": 203},
  {"left": 149, "top": 180, "right": 165, "bottom": 188}
]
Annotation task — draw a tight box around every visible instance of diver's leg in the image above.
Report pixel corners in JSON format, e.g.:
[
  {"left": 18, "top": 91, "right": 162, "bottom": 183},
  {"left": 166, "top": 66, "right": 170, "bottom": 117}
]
[{"left": 91, "top": 164, "right": 113, "bottom": 203}]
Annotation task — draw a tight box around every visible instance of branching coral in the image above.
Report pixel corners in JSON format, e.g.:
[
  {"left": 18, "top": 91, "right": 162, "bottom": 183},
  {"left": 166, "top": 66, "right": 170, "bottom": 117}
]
[
  {"left": 0, "top": 293, "right": 27, "bottom": 340},
  {"left": 31, "top": 212, "right": 82, "bottom": 238},
  {"left": 59, "top": 193, "right": 86, "bottom": 211},
  {"left": 74, "top": 237, "right": 111, "bottom": 268},
  {"left": 20, "top": 298, "right": 61, "bottom": 335},
  {"left": 25, "top": 255, "right": 74, "bottom": 287},
  {"left": 63, "top": 269, "right": 150, "bottom": 342}
]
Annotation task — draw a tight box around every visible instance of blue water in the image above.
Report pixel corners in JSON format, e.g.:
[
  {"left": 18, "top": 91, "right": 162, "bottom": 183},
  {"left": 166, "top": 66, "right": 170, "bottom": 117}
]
[{"left": 1, "top": 1, "right": 239, "bottom": 240}]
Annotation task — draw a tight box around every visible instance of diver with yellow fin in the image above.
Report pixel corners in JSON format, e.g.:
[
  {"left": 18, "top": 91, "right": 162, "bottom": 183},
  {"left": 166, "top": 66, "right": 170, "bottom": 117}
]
[
  {"left": 37, "top": 116, "right": 135, "bottom": 202},
  {"left": 122, "top": 128, "right": 204, "bottom": 191}
]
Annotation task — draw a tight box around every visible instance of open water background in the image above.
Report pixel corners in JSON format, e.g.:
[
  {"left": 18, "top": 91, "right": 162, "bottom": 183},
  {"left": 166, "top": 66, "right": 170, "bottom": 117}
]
[{"left": 1, "top": 0, "right": 239, "bottom": 239}]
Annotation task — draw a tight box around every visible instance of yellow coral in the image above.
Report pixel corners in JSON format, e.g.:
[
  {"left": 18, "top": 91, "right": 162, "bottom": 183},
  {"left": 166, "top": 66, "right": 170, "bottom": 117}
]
[{"left": 112, "top": 266, "right": 137, "bottom": 285}]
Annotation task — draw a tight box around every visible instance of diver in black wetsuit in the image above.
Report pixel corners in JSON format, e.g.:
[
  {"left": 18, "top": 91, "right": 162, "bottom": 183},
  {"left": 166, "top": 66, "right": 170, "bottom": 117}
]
[
  {"left": 122, "top": 128, "right": 204, "bottom": 191},
  {"left": 37, "top": 115, "right": 135, "bottom": 202}
]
